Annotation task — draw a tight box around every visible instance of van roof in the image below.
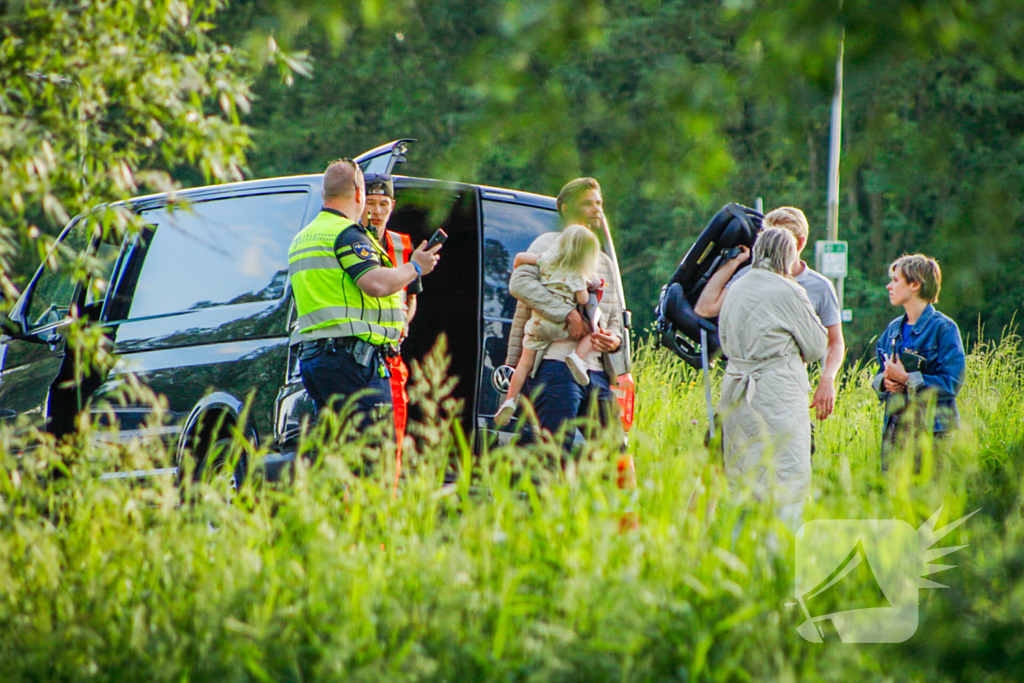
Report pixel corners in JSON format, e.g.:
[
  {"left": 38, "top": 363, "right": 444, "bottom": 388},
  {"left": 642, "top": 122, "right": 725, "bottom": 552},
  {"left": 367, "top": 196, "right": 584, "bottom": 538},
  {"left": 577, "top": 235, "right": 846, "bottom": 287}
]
[{"left": 117, "top": 175, "right": 558, "bottom": 213}]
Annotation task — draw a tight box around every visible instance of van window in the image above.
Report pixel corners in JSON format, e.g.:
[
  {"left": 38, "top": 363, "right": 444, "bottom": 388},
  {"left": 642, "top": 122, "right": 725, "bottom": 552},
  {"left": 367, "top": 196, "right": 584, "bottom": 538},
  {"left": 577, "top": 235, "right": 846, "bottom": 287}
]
[
  {"left": 24, "top": 222, "right": 91, "bottom": 329},
  {"left": 127, "top": 192, "right": 307, "bottom": 319},
  {"left": 481, "top": 200, "right": 559, "bottom": 320},
  {"left": 24, "top": 219, "right": 121, "bottom": 330}
]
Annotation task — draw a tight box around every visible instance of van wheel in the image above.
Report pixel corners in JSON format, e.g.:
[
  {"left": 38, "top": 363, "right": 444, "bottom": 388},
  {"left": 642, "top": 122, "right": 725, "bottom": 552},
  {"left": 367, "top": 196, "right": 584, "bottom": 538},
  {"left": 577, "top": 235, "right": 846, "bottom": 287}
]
[{"left": 196, "top": 437, "right": 248, "bottom": 497}]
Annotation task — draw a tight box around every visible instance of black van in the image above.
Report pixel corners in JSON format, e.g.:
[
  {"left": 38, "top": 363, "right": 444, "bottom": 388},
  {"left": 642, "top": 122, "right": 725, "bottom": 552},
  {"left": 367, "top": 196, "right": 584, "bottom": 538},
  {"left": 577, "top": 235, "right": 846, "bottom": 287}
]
[{"left": 0, "top": 141, "right": 634, "bottom": 481}]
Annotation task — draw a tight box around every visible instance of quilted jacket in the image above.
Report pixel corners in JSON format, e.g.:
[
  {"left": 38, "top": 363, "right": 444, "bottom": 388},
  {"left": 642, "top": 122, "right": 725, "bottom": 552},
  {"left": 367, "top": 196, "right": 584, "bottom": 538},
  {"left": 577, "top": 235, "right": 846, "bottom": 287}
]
[{"left": 505, "top": 231, "right": 625, "bottom": 383}]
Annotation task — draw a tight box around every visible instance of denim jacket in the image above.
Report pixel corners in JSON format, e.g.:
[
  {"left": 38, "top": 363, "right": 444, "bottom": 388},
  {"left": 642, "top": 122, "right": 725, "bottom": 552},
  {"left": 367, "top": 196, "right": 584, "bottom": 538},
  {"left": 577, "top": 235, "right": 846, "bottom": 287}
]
[{"left": 871, "top": 304, "right": 966, "bottom": 432}]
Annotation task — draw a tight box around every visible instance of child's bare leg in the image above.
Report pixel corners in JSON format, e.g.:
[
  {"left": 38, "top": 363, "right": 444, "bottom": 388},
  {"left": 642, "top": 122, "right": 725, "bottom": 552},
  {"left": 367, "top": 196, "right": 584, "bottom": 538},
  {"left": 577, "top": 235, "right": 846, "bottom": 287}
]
[
  {"left": 496, "top": 349, "right": 535, "bottom": 426},
  {"left": 505, "top": 348, "right": 536, "bottom": 403},
  {"left": 574, "top": 334, "right": 593, "bottom": 359},
  {"left": 566, "top": 335, "right": 591, "bottom": 386}
]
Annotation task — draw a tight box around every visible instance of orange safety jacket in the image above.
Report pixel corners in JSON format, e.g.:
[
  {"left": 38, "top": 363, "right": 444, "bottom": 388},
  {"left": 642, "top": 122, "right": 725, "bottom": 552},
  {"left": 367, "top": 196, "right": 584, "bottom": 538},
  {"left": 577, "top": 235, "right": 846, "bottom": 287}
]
[{"left": 384, "top": 230, "right": 415, "bottom": 489}]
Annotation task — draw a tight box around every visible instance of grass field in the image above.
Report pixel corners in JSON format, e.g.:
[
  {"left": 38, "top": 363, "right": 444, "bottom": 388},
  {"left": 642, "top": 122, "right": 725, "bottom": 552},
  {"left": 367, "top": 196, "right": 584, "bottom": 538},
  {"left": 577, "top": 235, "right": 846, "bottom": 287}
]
[{"left": 0, "top": 333, "right": 1022, "bottom": 682}]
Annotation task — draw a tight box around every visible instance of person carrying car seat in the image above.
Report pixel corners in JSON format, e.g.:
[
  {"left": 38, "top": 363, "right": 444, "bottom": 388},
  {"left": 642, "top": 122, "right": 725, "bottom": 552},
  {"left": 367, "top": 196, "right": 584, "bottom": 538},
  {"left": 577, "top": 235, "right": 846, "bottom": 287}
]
[
  {"left": 360, "top": 172, "right": 420, "bottom": 482},
  {"left": 288, "top": 159, "right": 440, "bottom": 440},
  {"left": 695, "top": 207, "right": 845, "bottom": 422}
]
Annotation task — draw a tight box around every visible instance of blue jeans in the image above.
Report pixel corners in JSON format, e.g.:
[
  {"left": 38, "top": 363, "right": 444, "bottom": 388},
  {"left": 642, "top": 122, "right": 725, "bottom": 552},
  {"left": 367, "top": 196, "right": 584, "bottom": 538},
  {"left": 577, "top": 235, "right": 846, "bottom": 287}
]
[
  {"left": 526, "top": 359, "right": 618, "bottom": 455},
  {"left": 299, "top": 345, "right": 391, "bottom": 429}
]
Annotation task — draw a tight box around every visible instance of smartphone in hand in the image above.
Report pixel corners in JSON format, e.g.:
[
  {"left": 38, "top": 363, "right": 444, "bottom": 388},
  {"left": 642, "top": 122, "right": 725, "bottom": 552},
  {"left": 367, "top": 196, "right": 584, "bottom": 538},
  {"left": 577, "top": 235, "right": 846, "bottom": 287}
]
[{"left": 427, "top": 228, "right": 448, "bottom": 250}]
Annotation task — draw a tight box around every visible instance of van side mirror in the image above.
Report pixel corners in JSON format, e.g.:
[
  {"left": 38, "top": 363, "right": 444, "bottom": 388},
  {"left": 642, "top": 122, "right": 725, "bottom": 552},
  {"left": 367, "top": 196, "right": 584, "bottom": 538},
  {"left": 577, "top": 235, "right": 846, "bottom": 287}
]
[{"left": 0, "top": 311, "right": 24, "bottom": 338}]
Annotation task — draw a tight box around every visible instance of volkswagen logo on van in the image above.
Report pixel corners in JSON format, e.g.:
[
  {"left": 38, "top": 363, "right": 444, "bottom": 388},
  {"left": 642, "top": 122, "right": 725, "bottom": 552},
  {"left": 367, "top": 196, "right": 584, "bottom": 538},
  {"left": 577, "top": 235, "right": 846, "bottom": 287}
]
[{"left": 491, "top": 365, "right": 515, "bottom": 394}]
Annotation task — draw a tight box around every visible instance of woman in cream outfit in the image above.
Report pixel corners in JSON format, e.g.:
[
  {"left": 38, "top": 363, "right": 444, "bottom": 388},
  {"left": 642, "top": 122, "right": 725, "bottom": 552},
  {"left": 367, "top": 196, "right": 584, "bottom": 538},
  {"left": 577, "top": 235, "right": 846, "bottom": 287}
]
[{"left": 718, "top": 228, "right": 828, "bottom": 529}]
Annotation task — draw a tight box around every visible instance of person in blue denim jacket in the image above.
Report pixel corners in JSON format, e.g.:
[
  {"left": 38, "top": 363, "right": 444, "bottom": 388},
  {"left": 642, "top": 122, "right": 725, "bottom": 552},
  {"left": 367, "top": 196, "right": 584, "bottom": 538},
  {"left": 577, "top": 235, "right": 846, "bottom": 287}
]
[{"left": 871, "top": 254, "right": 966, "bottom": 469}]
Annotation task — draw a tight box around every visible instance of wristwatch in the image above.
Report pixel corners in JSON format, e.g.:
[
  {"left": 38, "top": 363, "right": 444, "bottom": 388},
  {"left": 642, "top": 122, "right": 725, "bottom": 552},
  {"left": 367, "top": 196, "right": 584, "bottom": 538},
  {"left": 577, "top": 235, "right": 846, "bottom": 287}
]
[{"left": 411, "top": 261, "right": 422, "bottom": 277}]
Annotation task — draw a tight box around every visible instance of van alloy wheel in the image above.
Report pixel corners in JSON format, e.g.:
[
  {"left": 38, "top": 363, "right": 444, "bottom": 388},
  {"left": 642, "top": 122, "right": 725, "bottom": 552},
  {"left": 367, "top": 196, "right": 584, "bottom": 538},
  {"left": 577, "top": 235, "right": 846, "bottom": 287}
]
[{"left": 198, "top": 437, "right": 248, "bottom": 499}]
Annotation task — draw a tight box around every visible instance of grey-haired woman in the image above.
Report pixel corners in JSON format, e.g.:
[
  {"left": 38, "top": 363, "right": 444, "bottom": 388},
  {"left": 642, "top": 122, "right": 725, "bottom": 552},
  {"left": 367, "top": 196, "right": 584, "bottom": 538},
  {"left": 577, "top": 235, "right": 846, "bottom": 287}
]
[{"left": 717, "top": 227, "right": 828, "bottom": 530}]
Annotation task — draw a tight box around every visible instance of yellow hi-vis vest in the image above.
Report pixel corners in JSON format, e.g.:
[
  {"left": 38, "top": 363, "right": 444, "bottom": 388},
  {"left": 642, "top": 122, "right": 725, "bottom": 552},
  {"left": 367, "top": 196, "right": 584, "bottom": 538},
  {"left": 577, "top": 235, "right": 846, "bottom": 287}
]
[{"left": 288, "top": 211, "right": 404, "bottom": 346}]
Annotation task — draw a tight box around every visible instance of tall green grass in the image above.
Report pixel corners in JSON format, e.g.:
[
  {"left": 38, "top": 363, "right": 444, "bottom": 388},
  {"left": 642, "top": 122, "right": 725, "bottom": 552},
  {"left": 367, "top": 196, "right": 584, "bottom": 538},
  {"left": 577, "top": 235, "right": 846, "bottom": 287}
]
[{"left": 0, "top": 333, "right": 1022, "bottom": 682}]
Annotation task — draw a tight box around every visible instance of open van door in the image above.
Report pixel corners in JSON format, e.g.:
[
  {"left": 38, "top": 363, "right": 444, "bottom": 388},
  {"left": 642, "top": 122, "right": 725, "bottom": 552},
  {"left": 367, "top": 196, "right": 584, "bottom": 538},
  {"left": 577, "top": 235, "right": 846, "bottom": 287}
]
[{"left": 355, "top": 139, "right": 416, "bottom": 177}]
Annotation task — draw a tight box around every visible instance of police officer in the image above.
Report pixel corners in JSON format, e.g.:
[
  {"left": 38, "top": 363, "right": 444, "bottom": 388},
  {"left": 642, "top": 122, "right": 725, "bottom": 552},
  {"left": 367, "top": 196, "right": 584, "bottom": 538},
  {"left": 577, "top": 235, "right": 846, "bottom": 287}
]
[
  {"left": 361, "top": 172, "right": 419, "bottom": 477},
  {"left": 288, "top": 159, "right": 440, "bottom": 428}
]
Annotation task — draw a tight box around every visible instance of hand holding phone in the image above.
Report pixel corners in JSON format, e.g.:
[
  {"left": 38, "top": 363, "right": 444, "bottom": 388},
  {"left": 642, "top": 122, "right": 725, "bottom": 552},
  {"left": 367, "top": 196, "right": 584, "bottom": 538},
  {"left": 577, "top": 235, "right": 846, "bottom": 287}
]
[
  {"left": 427, "top": 228, "right": 448, "bottom": 250},
  {"left": 412, "top": 236, "right": 442, "bottom": 276}
]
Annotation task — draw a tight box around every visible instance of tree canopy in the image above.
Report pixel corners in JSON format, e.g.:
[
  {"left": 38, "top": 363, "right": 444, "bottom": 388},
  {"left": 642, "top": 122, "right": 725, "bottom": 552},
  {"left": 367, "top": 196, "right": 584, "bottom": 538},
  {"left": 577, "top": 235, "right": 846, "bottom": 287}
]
[{"left": 0, "top": 0, "right": 294, "bottom": 296}]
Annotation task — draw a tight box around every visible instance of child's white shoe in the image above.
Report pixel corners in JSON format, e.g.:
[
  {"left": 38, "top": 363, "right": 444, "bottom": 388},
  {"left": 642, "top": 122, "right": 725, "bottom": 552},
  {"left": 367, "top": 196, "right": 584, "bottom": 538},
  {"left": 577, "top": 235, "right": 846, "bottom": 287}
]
[
  {"left": 494, "top": 397, "right": 518, "bottom": 427},
  {"left": 566, "top": 352, "right": 590, "bottom": 386}
]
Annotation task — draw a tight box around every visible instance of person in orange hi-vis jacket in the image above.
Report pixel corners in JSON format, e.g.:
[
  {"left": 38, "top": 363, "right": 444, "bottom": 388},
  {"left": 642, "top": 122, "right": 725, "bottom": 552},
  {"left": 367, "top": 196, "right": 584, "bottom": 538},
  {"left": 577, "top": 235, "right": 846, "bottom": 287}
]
[{"left": 361, "top": 173, "right": 421, "bottom": 491}]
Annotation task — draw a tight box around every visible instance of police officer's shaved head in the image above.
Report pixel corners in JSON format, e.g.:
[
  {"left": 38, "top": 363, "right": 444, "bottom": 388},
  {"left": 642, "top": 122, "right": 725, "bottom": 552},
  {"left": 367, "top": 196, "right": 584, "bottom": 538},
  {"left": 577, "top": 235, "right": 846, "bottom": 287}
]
[{"left": 323, "top": 159, "right": 363, "bottom": 202}]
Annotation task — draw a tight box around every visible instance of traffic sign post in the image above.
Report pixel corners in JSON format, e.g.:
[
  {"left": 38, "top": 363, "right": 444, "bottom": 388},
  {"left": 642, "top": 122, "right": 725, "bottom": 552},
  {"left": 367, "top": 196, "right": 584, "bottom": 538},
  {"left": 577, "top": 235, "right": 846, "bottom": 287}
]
[
  {"left": 824, "top": 29, "right": 847, "bottom": 322},
  {"left": 815, "top": 240, "right": 848, "bottom": 278},
  {"left": 816, "top": 240, "right": 848, "bottom": 319}
]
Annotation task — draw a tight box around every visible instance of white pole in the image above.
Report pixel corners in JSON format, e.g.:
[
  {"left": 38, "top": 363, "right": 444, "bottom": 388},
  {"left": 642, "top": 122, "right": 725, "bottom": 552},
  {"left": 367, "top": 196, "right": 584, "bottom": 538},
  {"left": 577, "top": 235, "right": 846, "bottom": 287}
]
[
  {"left": 826, "top": 30, "right": 844, "bottom": 309},
  {"left": 700, "top": 328, "right": 714, "bottom": 441}
]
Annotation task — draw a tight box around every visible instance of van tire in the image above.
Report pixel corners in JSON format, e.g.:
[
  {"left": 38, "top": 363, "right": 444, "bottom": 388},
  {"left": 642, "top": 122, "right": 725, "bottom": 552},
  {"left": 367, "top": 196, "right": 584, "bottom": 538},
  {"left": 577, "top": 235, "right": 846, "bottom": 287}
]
[{"left": 196, "top": 436, "right": 248, "bottom": 495}]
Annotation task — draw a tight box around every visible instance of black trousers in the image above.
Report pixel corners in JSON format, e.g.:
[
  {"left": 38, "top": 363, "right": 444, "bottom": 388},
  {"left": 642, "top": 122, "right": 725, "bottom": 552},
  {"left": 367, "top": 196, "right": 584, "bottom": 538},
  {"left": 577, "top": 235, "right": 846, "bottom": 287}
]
[{"left": 299, "top": 344, "right": 391, "bottom": 428}]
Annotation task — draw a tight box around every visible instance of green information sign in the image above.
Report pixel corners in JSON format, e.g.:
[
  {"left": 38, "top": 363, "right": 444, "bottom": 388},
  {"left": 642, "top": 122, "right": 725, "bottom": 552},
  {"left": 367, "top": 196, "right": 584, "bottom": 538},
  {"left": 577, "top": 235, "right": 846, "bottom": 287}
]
[{"left": 815, "top": 240, "right": 848, "bottom": 278}]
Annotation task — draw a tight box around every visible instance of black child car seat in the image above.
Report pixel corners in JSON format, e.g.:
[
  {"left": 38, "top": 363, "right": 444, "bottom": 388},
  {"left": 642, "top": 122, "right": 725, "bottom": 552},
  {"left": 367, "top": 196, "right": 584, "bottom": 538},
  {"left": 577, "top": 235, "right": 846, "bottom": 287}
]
[{"left": 654, "top": 203, "right": 763, "bottom": 369}]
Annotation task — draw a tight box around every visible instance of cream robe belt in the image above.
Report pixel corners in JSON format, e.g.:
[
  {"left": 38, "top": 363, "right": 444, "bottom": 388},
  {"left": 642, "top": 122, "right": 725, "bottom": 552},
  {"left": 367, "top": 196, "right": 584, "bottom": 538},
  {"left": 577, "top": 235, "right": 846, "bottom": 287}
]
[{"left": 720, "top": 354, "right": 800, "bottom": 407}]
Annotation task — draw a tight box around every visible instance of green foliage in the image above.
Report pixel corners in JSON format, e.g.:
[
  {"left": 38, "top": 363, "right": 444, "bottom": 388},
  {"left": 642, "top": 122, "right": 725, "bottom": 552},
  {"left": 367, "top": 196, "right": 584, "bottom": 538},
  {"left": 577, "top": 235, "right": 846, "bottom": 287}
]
[
  {"left": 0, "top": 0, "right": 275, "bottom": 297},
  {"left": 3, "top": 0, "right": 1023, "bottom": 359},
  {"left": 1, "top": 335, "right": 1022, "bottom": 681},
  {"left": 2, "top": 2, "right": 1023, "bottom": 671}
]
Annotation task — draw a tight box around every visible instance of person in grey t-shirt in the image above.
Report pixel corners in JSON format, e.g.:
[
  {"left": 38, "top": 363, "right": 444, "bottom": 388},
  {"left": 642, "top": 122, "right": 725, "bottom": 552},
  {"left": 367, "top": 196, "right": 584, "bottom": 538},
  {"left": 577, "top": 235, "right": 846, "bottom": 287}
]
[
  {"left": 726, "top": 264, "right": 840, "bottom": 327},
  {"left": 695, "top": 207, "right": 845, "bottom": 420}
]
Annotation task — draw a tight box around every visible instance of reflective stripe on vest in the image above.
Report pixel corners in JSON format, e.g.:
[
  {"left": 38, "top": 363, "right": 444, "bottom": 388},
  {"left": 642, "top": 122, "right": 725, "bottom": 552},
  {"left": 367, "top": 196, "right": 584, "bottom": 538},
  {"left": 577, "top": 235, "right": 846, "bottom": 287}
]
[
  {"left": 385, "top": 230, "right": 414, "bottom": 305},
  {"left": 386, "top": 231, "right": 413, "bottom": 266},
  {"left": 288, "top": 211, "right": 404, "bottom": 346}
]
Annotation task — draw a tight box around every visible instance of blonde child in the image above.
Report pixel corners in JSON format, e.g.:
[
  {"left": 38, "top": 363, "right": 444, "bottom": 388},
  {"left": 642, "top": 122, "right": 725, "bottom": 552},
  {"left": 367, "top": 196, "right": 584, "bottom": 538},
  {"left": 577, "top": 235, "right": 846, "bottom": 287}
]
[{"left": 495, "top": 224, "right": 601, "bottom": 427}]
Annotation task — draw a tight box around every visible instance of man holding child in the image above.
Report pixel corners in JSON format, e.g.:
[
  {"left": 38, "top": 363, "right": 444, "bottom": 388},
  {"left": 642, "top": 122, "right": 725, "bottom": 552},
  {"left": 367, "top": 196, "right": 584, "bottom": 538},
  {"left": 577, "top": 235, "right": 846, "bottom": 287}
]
[{"left": 504, "top": 178, "right": 625, "bottom": 455}]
